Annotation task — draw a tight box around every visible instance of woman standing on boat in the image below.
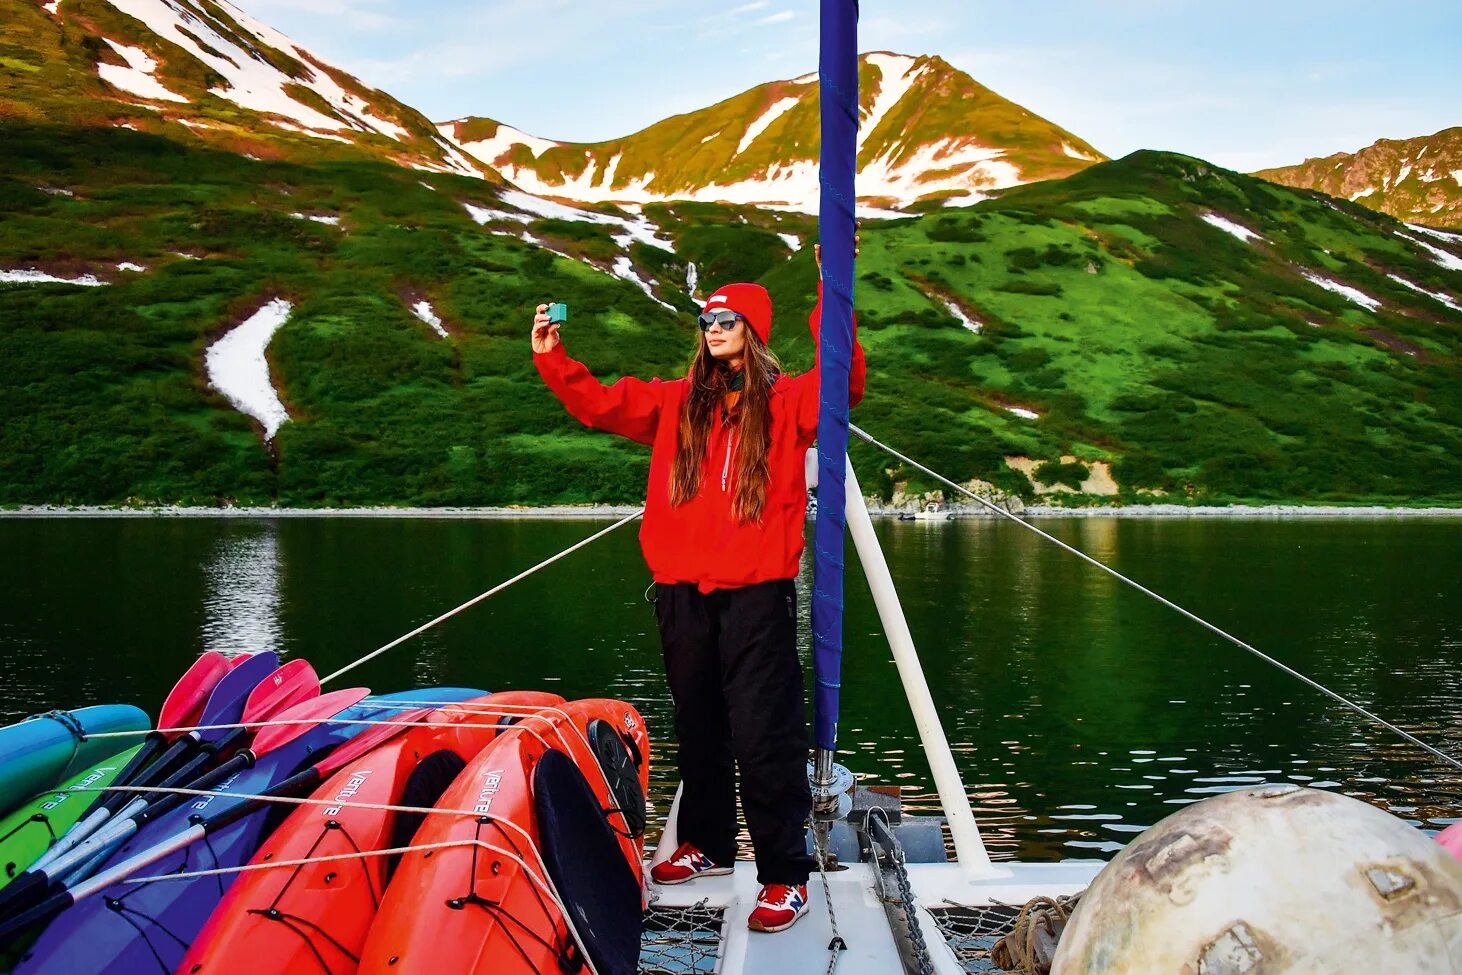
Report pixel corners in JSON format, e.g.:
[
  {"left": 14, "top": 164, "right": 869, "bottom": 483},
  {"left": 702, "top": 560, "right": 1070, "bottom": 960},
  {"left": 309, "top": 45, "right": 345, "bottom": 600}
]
[{"left": 531, "top": 251, "right": 865, "bottom": 934}]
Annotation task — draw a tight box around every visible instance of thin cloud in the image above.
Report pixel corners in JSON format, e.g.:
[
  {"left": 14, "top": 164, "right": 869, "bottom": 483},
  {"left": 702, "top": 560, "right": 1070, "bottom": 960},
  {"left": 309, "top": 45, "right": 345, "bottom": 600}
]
[
  {"left": 728, "top": 1, "right": 770, "bottom": 14},
  {"left": 756, "top": 10, "right": 795, "bottom": 25}
]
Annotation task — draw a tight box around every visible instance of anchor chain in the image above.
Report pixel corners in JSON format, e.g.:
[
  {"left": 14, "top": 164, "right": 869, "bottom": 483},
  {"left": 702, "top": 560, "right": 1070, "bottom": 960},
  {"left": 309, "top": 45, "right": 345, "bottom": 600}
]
[{"left": 867, "top": 808, "right": 935, "bottom": 975}]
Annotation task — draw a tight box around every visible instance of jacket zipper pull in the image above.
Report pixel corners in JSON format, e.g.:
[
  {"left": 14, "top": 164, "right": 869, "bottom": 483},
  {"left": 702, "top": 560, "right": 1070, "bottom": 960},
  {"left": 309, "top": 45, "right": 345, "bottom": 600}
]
[{"left": 721, "top": 430, "right": 736, "bottom": 492}]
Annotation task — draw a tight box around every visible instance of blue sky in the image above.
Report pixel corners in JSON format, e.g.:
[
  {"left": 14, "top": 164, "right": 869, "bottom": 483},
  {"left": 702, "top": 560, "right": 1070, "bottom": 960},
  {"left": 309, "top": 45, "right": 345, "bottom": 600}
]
[{"left": 246, "top": 0, "right": 1461, "bottom": 172}]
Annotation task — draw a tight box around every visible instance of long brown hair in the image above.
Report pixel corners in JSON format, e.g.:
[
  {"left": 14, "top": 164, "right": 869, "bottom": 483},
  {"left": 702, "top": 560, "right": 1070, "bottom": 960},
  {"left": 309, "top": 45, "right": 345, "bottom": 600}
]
[{"left": 669, "top": 326, "right": 781, "bottom": 523}]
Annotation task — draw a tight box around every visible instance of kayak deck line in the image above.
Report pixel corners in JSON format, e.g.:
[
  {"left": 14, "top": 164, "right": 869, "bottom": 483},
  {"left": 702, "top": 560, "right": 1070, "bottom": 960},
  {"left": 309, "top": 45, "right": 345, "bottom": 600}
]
[
  {"left": 116, "top": 838, "right": 561, "bottom": 888},
  {"left": 77, "top": 701, "right": 602, "bottom": 739}
]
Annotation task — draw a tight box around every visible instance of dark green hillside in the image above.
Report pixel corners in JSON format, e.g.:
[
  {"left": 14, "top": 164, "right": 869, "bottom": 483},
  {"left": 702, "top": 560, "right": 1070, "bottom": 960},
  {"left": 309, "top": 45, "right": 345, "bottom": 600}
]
[
  {"left": 1, "top": 127, "right": 1460, "bottom": 507},
  {"left": 784, "top": 151, "right": 1462, "bottom": 505}
]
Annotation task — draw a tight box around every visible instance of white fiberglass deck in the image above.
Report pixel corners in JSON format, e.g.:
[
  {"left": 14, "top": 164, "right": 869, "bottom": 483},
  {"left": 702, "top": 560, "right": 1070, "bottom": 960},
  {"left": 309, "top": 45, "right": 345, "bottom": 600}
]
[{"left": 644, "top": 860, "right": 1101, "bottom": 974}]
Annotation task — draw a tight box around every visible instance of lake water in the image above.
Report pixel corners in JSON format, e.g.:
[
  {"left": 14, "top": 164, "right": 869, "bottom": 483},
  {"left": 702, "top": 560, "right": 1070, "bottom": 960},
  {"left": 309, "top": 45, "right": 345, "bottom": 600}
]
[{"left": 2, "top": 515, "right": 1459, "bottom": 862}]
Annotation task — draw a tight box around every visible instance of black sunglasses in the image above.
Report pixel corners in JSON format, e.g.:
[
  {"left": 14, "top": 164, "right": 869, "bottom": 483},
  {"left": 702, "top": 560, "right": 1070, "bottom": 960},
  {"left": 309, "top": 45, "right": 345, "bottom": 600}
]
[{"left": 697, "top": 309, "right": 743, "bottom": 332}]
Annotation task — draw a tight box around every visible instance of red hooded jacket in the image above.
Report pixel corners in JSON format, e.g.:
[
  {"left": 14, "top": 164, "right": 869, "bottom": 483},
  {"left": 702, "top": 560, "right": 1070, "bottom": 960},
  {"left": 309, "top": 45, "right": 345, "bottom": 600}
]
[{"left": 534, "top": 286, "right": 866, "bottom": 593}]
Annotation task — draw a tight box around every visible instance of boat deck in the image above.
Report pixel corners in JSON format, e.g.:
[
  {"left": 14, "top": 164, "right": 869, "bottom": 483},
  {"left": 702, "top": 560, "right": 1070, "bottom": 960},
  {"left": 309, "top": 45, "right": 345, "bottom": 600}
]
[{"left": 642, "top": 860, "right": 1101, "bottom": 974}]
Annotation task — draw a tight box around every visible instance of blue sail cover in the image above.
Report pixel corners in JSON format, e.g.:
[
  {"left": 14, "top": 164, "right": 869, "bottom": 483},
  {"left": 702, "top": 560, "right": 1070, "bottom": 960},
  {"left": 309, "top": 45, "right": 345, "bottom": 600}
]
[{"left": 812, "top": 0, "right": 858, "bottom": 754}]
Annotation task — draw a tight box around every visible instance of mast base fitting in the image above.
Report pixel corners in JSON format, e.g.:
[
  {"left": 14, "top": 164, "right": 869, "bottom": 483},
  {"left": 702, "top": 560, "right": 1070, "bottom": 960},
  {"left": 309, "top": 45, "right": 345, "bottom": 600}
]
[{"left": 808, "top": 760, "right": 855, "bottom": 821}]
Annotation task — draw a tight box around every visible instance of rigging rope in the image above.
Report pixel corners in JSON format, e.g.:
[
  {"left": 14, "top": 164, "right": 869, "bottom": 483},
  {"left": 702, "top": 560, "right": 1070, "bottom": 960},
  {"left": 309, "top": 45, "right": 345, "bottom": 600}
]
[
  {"left": 319, "top": 510, "right": 643, "bottom": 685},
  {"left": 849, "top": 422, "right": 1462, "bottom": 773}
]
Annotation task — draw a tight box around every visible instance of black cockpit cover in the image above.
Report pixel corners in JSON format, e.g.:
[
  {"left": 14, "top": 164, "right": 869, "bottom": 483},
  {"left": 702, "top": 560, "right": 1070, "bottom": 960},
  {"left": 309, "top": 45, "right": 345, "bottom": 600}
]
[{"left": 533, "top": 747, "right": 641, "bottom": 975}]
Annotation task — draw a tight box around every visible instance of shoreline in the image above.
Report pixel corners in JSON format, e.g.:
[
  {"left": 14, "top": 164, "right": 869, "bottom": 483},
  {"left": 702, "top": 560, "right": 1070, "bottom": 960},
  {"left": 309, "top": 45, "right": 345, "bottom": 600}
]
[{"left": 4, "top": 503, "right": 1461, "bottom": 519}]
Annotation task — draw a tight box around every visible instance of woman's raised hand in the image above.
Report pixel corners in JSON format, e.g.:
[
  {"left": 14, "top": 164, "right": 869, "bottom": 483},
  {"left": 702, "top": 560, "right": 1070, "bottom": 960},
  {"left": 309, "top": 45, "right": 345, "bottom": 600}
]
[{"left": 531, "top": 303, "right": 561, "bottom": 353}]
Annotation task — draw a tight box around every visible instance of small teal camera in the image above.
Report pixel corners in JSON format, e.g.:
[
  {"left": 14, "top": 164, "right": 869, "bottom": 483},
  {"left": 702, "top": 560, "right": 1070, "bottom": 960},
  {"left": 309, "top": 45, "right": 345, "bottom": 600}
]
[{"left": 547, "top": 303, "right": 568, "bottom": 324}]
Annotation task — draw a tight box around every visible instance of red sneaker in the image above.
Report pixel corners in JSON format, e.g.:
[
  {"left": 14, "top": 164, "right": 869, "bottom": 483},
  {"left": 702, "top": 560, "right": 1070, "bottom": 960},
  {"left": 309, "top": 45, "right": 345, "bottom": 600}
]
[
  {"left": 650, "top": 842, "right": 733, "bottom": 885},
  {"left": 747, "top": 883, "right": 809, "bottom": 933}
]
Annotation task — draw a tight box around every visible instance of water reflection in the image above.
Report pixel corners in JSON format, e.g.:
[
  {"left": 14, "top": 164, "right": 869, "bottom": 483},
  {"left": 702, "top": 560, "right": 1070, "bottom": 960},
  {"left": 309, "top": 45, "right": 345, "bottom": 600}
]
[
  {"left": 1, "top": 515, "right": 1459, "bottom": 864},
  {"left": 200, "top": 523, "right": 283, "bottom": 656}
]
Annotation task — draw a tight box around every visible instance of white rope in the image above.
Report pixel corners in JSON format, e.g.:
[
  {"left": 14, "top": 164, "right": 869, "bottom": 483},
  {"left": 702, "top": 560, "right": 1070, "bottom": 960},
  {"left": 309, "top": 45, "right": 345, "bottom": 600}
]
[
  {"left": 850, "top": 423, "right": 1462, "bottom": 772},
  {"left": 321, "top": 510, "right": 644, "bottom": 685}
]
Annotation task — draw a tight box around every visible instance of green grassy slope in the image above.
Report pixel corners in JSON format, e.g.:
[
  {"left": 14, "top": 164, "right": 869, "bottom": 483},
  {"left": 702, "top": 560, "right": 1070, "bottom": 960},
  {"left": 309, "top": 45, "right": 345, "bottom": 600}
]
[{"left": 2, "top": 126, "right": 1460, "bottom": 507}]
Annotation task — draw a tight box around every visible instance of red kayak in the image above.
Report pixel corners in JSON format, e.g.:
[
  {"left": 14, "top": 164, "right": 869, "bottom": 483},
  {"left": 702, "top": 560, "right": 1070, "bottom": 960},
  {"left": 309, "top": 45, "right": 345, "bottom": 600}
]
[
  {"left": 178, "top": 691, "right": 567, "bottom": 975},
  {"left": 357, "top": 698, "right": 650, "bottom": 975}
]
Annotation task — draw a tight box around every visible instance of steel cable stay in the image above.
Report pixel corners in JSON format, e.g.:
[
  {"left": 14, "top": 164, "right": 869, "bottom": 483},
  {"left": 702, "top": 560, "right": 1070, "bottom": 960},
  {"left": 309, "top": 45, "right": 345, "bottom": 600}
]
[{"left": 849, "top": 422, "right": 1462, "bottom": 773}]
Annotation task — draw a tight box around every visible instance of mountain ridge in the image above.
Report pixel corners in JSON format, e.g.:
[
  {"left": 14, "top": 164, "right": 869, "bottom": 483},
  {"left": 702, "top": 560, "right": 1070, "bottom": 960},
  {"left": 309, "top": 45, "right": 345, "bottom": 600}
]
[
  {"left": 2, "top": 0, "right": 494, "bottom": 179},
  {"left": 1257, "top": 126, "right": 1461, "bottom": 230},
  {"left": 438, "top": 51, "right": 1106, "bottom": 212}
]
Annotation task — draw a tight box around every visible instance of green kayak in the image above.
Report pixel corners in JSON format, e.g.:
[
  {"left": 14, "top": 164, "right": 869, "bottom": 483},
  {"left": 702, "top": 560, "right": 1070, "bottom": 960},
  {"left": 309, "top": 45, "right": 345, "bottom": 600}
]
[{"left": 0, "top": 743, "right": 142, "bottom": 890}]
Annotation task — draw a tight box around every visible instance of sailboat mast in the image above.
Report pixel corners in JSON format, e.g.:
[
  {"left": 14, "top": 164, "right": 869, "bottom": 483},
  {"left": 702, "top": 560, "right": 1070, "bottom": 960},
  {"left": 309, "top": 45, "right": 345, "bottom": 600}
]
[{"left": 811, "top": 0, "right": 858, "bottom": 811}]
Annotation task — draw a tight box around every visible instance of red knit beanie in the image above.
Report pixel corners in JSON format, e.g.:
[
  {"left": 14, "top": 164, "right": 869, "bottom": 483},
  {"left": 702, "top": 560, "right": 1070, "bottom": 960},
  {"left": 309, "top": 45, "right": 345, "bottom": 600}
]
[{"left": 703, "top": 283, "right": 772, "bottom": 345}]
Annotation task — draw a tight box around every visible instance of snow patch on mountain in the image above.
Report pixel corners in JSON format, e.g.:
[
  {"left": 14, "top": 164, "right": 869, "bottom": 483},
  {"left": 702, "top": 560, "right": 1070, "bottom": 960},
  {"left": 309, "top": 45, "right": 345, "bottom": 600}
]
[
  {"left": 612, "top": 257, "right": 675, "bottom": 310},
  {"left": 1062, "top": 142, "right": 1096, "bottom": 161},
  {"left": 290, "top": 212, "right": 340, "bottom": 225},
  {"left": 0, "top": 268, "right": 107, "bottom": 286},
  {"left": 442, "top": 119, "right": 559, "bottom": 163},
  {"left": 1200, "top": 212, "right": 1265, "bottom": 243},
  {"left": 1399, "top": 232, "right": 1462, "bottom": 272},
  {"left": 204, "top": 298, "right": 293, "bottom": 440},
  {"left": 1006, "top": 405, "right": 1040, "bottom": 420},
  {"left": 700, "top": 131, "right": 721, "bottom": 145},
  {"left": 1387, "top": 273, "right": 1461, "bottom": 312},
  {"left": 941, "top": 298, "right": 982, "bottom": 333},
  {"left": 464, "top": 202, "right": 524, "bottom": 225},
  {"left": 107, "top": 0, "right": 412, "bottom": 143},
  {"left": 1349, "top": 187, "right": 1376, "bottom": 200},
  {"left": 498, "top": 155, "right": 659, "bottom": 203},
  {"left": 778, "top": 233, "right": 802, "bottom": 251},
  {"left": 859, "top": 53, "right": 924, "bottom": 152},
  {"left": 1302, "top": 271, "right": 1381, "bottom": 312},
  {"left": 858, "top": 139, "right": 1022, "bottom": 206},
  {"left": 496, "top": 188, "right": 674, "bottom": 250},
  {"left": 43, "top": 0, "right": 61, "bottom": 12},
  {"left": 270, "top": 120, "right": 352, "bottom": 144},
  {"left": 685, "top": 261, "right": 699, "bottom": 296},
  {"left": 1407, "top": 223, "right": 1462, "bottom": 244},
  {"left": 116, "top": 262, "right": 147, "bottom": 272},
  {"left": 97, "top": 39, "right": 189, "bottom": 103},
  {"left": 411, "top": 300, "right": 449, "bottom": 338},
  {"left": 737, "top": 96, "right": 800, "bottom": 156}
]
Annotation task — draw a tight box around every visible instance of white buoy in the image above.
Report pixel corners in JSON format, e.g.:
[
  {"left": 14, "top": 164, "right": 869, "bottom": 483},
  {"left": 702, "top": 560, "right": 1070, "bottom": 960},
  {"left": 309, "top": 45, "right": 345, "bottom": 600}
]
[{"left": 1053, "top": 785, "right": 1462, "bottom": 974}]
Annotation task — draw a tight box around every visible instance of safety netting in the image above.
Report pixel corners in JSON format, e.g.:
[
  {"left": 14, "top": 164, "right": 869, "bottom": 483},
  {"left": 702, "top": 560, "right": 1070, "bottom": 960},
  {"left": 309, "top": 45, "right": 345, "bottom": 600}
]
[
  {"left": 638, "top": 900, "right": 726, "bottom": 974},
  {"left": 925, "top": 903, "right": 1022, "bottom": 973}
]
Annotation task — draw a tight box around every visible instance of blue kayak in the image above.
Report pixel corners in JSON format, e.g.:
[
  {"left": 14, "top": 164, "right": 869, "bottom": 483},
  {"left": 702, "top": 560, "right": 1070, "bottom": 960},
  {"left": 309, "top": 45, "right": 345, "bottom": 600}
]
[
  {"left": 0, "top": 707, "right": 150, "bottom": 819},
  {"left": 10, "top": 689, "right": 486, "bottom": 975}
]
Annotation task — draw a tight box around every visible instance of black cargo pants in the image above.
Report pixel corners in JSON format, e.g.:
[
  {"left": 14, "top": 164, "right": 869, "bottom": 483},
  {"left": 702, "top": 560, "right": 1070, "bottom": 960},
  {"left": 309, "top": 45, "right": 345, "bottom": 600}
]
[{"left": 652, "top": 578, "right": 814, "bottom": 886}]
